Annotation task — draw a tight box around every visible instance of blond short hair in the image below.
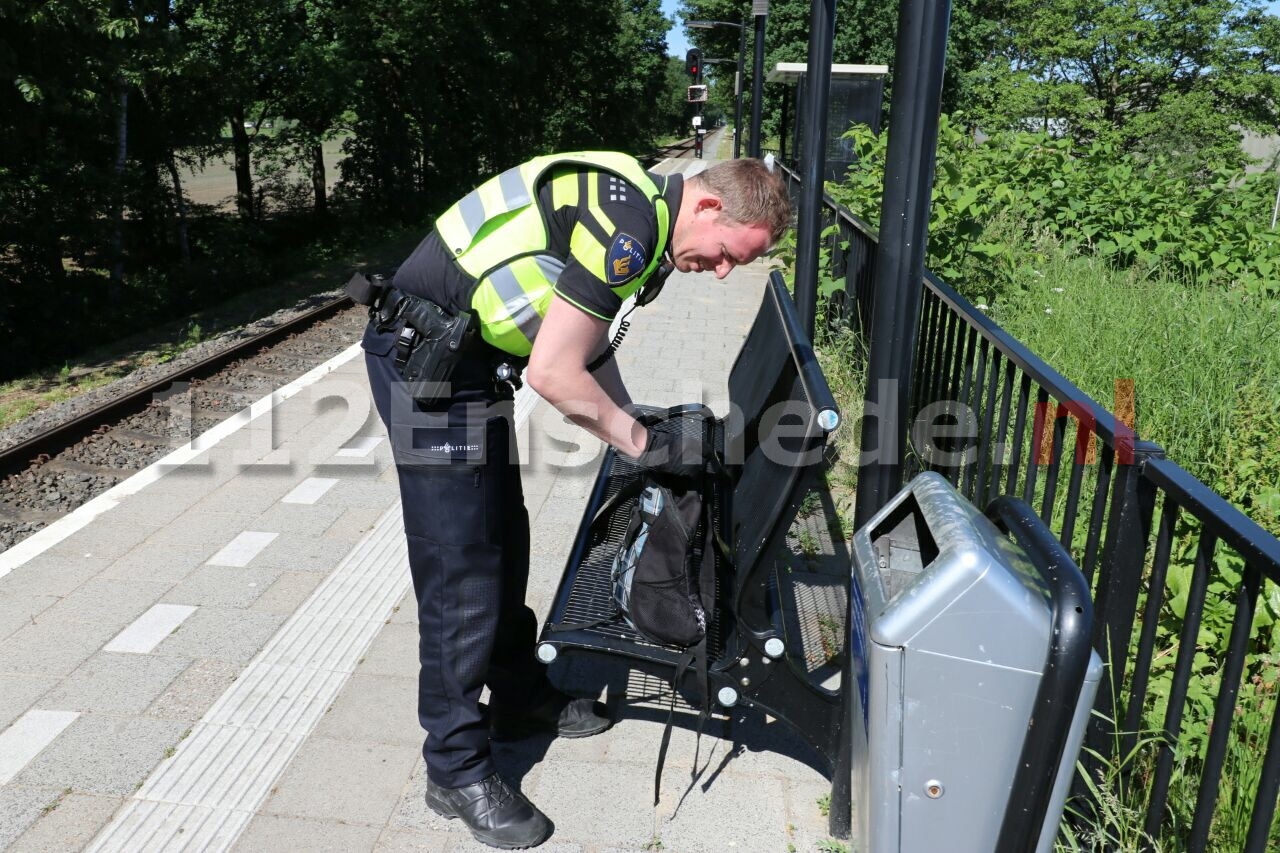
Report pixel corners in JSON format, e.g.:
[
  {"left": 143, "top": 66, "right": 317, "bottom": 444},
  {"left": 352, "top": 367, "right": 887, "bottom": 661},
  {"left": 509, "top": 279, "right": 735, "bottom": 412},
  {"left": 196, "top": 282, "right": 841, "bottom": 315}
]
[{"left": 688, "top": 158, "right": 792, "bottom": 243}]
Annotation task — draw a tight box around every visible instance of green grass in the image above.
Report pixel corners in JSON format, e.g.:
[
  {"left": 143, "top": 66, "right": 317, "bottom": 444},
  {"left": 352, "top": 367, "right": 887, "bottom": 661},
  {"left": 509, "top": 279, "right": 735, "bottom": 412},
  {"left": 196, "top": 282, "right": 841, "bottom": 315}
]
[{"left": 987, "top": 242, "right": 1280, "bottom": 535}]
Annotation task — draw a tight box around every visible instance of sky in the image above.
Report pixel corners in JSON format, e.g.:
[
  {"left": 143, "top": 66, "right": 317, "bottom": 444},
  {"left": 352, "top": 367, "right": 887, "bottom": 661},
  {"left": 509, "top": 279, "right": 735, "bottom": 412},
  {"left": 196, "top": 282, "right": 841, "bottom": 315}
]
[{"left": 661, "top": 0, "right": 693, "bottom": 59}]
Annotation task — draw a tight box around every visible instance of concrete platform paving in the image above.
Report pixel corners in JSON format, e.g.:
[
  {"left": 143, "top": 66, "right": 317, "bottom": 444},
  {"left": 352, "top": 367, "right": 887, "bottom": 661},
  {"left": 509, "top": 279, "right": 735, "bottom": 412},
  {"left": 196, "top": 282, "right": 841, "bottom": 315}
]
[{"left": 0, "top": 158, "right": 840, "bottom": 852}]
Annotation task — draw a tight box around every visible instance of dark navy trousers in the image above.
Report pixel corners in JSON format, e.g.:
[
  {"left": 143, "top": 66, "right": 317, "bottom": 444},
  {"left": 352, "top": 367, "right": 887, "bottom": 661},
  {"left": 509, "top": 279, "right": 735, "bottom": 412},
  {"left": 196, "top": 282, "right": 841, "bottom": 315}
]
[{"left": 363, "top": 323, "right": 548, "bottom": 787}]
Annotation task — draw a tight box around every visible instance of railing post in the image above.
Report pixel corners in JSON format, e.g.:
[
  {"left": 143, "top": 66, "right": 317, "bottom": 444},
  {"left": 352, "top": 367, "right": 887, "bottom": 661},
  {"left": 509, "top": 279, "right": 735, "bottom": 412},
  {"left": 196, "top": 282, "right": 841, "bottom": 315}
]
[
  {"left": 853, "top": 0, "right": 953, "bottom": 530},
  {"left": 1077, "top": 441, "right": 1163, "bottom": 786}
]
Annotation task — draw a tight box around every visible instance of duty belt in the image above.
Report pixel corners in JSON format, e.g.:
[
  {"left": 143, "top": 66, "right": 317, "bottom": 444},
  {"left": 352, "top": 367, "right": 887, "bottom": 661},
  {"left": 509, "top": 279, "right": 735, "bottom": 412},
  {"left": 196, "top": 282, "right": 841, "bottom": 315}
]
[
  {"left": 344, "top": 271, "right": 405, "bottom": 330},
  {"left": 344, "top": 271, "right": 524, "bottom": 392}
]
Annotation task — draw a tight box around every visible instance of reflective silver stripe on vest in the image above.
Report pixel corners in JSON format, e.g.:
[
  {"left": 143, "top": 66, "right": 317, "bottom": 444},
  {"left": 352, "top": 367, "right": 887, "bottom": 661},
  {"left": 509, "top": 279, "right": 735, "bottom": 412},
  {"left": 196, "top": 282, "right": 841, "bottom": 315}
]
[
  {"left": 457, "top": 190, "right": 487, "bottom": 243},
  {"left": 498, "top": 167, "right": 531, "bottom": 209},
  {"left": 488, "top": 265, "right": 542, "bottom": 343},
  {"left": 534, "top": 255, "right": 565, "bottom": 283}
]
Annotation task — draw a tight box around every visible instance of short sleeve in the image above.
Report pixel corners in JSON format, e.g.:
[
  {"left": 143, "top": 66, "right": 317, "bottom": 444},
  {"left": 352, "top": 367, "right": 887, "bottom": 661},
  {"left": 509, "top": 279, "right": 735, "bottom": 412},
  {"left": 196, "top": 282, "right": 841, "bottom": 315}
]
[{"left": 552, "top": 174, "right": 659, "bottom": 321}]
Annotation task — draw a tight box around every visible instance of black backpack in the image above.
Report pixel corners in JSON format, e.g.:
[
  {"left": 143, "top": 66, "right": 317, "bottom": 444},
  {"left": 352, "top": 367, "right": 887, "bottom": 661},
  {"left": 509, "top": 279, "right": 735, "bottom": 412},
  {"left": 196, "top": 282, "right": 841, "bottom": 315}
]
[
  {"left": 547, "top": 465, "right": 729, "bottom": 804},
  {"left": 611, "top": 479, "right": 715, "bottom": 648}
]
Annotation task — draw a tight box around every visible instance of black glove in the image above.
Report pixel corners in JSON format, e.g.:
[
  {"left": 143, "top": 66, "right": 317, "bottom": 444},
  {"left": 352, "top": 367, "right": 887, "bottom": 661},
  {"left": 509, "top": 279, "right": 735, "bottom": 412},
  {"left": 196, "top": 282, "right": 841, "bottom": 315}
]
[
  {"left": 623, "top": 405, "right": 664, "bottom": 428},
  {"left": 630, "top": 428, "right": 706, "bottom": 481}
]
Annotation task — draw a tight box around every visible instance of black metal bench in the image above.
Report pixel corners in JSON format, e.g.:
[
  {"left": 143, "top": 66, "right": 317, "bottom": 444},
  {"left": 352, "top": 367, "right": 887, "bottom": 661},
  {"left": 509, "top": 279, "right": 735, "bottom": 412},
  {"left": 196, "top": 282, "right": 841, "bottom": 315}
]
[{"left": 535, "top": 270, "right": 847, "bottom": 809}]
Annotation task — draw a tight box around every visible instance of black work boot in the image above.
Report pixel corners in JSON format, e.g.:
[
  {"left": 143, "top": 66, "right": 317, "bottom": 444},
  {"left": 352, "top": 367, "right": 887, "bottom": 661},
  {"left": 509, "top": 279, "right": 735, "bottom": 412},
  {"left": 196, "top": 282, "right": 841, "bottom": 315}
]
[
  {"left": 490, "top": 687, "right": 612, "bottom": 741},
  {"left": 425, "top": 773, "right": 552, "bottom": 849}
]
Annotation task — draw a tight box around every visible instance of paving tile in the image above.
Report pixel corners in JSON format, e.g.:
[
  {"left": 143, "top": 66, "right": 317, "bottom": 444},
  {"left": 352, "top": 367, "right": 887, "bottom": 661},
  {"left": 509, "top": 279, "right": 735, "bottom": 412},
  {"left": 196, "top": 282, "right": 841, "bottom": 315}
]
[
  {"left": 261, "top": 736, "right": 417, "bottom": 825},
  {"left": 0, "top": 594, "right": 57, "bottom": 643},
  {"left": 43, "top": 521, "right": 159, "bottom": 563},
  {"left": 40, "top": 653, "right": 189, "bottom": 715},
  {"left": 599, "top": 710, "right": 731, "bottom": 775},
  {"left": 141, "top": 461, "right": 236, "bottom": 495},
  {"left": 102, "top": 487, "right": 205, "bottom": 527},
  {"left": 250, "top": 570, "right": 325, "bottom": 614},
  {"left": 373, "top": 826, "right": 468, "bottom": 851},
  {"left": 384, "top": 760, "right": 444, "bottom": 835},
  {"left": 524, "top": 758, "right": 658, "bottom": 850},
  {"left": 163, "top": 563, "right": 285, "bottom": 608},
  {"left": 251, "top": 502, "right": 345, "bottom": 537},
  {"left": 653, "top": 756, "right": 792, "bottom": 853},
  {"left": 150, "top": 606, "right": 286, "bottom": 666},
  {"left": 706, "top": 710, "right": 831, "bottom": 780},
  {"left": 0, "top": 675, "right": 57, "bottom": 731},
  {"left": 232, "top": 813, "right": 383, "bottom": 852},
  {"left": 250, "top": 532, "right": 348, "bottom": 573},
  {"left": 39, "top": 578, "right": 171, "bottom": 628},
  {"left": 200, "top": 470, "right": 302, "bottom": 514},
  {"left": 0, "top": 619, "right": 120, "bottom": 678},
  {"left": 323, "top": 505, "right": 391, "bottom": 541},
  {"left": 12, "top": 714, "right": 188, "bottom": 796},
  {"left": 280, "top": 476, "right": 340, "bottom": 505},
  {"left": 103, "top": 603, "right": 195, "bottom": 654},
  {"left": 98, "top": 542, "right": 215, "bottom": 584},
  {"left": 313, "top": 672, "right": 419, "bottom": 746},
  {"left": 206, "top": 530, "right": 278, "bottom": 567},
  {"left": 0, "top": 784, "right": 62, "bottom": 850},
  {"left": 0, "top": 710, "right": 79, "bottom": 786},
  {"left": 9, "top": 792, "right": 123, "bottom": 853},
  {"left": 0, "top": 554, "right": 111, "bottom": 599},
  {"left": 145, "top": 509, "right": 260, "bottom": 548},
  {"left": 354, "top": 622, "right": 418, "bottom": 678},
  {"left": 145, "top": 657, "right": 241, "bottom": 722}
]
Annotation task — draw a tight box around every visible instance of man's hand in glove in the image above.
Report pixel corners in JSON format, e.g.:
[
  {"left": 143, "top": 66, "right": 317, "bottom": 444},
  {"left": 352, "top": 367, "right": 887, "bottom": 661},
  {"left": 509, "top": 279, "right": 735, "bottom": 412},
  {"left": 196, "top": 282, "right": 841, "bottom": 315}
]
[{"left": 628, "top": 428, "right": 706, "bottom": 481}]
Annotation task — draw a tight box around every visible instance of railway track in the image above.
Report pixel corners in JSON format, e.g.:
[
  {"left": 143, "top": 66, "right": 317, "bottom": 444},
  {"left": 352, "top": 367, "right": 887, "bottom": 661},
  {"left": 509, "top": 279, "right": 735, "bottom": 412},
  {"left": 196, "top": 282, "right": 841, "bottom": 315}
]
[
  {"left": 0, "top": 298, "right": 369, "bottom": 551},
  {"left": 0, "top": 141, "right": 701, "bottom": 553}
]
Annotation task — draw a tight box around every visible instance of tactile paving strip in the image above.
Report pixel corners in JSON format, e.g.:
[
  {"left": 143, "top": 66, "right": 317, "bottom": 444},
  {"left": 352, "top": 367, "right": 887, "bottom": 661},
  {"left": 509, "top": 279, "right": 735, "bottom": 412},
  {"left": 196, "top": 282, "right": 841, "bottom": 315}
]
[{"left": 86, "top": 505, "right": 410, "bottom": 852}]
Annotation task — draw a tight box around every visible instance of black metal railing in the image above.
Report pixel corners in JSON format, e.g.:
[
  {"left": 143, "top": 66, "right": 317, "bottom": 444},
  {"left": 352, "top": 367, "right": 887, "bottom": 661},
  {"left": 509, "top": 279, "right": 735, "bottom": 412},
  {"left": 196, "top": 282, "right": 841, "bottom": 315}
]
[{"left": 779, "top": 162, "right": 1280, "bottom": 850}]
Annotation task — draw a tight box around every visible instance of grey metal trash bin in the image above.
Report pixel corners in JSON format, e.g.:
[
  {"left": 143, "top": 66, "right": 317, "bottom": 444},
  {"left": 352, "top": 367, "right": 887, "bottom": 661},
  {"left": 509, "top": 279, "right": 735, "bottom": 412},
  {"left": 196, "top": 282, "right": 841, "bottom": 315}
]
[{"left": 847, "top": 472, "right": 1103, "bottom": 852}]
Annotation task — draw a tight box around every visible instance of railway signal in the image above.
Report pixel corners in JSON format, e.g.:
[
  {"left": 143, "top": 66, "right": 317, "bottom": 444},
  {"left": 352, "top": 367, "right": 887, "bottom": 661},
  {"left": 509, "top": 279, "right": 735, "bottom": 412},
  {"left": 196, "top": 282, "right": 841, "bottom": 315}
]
[{"left": 685, "top": 49, "right": 702, "bottom": 82}]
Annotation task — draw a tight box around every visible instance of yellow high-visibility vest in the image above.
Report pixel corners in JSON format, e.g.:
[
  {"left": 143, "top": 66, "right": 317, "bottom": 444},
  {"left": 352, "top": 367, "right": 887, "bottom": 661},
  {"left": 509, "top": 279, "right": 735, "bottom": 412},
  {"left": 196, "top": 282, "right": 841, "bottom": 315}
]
[{"left": 433, "top": 152, "right": 670, "bottom": 357}]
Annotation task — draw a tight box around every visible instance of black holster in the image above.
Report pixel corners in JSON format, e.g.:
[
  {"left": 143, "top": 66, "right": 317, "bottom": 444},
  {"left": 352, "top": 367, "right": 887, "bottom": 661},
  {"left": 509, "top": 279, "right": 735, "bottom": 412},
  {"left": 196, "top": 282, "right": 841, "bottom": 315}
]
[
  {"left": 347, "top": 271, "right": 477, "bottom": 402},
  {"left": 395, "top": 296, "right": 477, "bottom": 402}
]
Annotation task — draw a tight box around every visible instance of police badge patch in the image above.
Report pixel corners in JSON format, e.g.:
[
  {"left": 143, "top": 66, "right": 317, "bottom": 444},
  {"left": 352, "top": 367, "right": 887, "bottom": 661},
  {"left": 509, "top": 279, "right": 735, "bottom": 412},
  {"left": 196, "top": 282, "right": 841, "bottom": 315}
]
[{"left": 605, "top": 232, "right": 647, "bottom": 287}]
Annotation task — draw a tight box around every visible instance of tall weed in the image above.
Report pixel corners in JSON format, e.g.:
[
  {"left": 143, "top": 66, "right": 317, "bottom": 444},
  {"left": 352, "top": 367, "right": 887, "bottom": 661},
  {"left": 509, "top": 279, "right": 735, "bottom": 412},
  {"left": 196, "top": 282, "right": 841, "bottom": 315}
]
[{"left": 989, "top": 247, "right": 1280, "bottom": 535}]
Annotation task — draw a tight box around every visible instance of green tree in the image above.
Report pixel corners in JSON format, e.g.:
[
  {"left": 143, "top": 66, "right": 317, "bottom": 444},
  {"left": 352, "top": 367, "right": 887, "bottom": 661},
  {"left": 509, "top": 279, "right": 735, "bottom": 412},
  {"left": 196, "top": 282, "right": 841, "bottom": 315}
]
[
  {"left": 260, "top": 0, "right": 352, "bottom": 218},
  {"left": 176, "top": 0, "right": 300, "bottom": 219},
  {"left": 967, "top": 0, "right": 1280, "bottom": 168}
]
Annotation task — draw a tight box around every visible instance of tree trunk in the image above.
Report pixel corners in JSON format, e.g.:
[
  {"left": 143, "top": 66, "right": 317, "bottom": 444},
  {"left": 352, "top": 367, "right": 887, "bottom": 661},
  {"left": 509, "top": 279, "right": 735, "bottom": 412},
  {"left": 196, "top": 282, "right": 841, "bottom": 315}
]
[
  {"left": 165, "top": 150, "right": 191, "bottom": 271},
  {"left": 310, "top": 141, "right": 327, "bottom": 218},
  {"left": 110, "top": 80, "right": 129, "bottom": 295},
  {"left": 230, "top": 106, "right": 254, "bottom": 220},
  {"left": 40, "top": 234, "right": 66, "bottom": 286}
]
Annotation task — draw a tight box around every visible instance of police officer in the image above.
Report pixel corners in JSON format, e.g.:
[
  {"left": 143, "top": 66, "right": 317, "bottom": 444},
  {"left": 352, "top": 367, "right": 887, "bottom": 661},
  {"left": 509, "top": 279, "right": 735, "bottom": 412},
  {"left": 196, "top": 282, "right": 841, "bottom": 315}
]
[{"left": 360, "top": 153, "right": 790, "bottom": 849}]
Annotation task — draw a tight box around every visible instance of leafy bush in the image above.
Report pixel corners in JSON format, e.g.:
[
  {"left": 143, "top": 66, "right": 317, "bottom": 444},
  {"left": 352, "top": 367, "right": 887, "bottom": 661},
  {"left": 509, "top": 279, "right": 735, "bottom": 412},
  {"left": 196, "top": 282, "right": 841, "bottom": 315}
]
[{"left": 829, "top": 116, "right": 1280, "bottom": 305}]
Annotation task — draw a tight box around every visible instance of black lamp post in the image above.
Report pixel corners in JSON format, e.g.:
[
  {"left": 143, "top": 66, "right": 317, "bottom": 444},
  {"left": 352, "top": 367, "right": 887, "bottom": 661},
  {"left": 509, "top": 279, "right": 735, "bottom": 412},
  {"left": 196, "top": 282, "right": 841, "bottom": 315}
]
[
  {"left": 686, "top": 19, "right": 747, "bottom": 158},
  {"left": 750, "top": 1, "right": 768, "bottom": 158}
]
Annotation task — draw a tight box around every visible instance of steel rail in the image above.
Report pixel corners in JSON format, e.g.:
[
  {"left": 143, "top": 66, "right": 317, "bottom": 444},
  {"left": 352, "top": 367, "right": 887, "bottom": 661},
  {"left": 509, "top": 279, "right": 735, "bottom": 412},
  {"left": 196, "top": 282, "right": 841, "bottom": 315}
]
[{"left": 0, "top": 294, "right": 355, "bottom": 480}]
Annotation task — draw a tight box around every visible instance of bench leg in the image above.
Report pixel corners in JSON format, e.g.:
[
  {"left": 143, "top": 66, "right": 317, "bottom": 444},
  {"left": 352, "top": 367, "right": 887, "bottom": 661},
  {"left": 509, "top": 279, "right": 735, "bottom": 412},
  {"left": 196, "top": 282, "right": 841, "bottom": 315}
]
[{"left": 829, "top": 722, "right": 852, "bottom": 838}]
